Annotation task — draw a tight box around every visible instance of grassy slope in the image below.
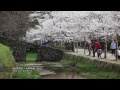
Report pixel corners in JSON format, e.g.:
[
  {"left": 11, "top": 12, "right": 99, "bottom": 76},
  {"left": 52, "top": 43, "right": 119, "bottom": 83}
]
[
  {"left": 0, "top": 43, "right": 16, "bottom": 67},
  {"left": 60, "top": 55, "right": 120, "bottom": 79}
]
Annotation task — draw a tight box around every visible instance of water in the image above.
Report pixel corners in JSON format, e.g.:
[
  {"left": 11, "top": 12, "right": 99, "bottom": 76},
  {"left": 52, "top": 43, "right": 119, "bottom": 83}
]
[
  {"left": 14, "top": 62, "right": 87, "bottom": 79},
  {"left": 40, "top": 70, "right": 86, "bottom": 79}
]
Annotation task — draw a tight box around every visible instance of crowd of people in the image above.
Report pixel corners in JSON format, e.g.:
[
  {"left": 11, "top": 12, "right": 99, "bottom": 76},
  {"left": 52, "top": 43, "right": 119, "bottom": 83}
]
[
  {"left": 89, "top": 39, "right": 120, "bottom": 59},
  {"left": 42, "top": 39, "right": 120, "bottom": 59}
]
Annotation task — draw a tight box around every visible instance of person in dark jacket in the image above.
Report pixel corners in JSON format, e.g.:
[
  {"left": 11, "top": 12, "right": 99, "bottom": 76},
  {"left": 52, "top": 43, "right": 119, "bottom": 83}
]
[{"left": 44, "top": 39, "right": 49, "bottom": 47}]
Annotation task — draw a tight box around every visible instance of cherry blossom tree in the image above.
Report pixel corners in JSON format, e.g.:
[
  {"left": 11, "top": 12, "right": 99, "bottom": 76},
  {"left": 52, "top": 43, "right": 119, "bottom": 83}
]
[{"left": 26, "top": 11, "right": 120, "bottom": 58}]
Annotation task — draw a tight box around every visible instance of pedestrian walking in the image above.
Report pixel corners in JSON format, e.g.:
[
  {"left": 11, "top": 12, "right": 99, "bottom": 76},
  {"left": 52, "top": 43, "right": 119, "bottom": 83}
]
[
  {"left": 93, "top": 39, "right": 101, "bottom": 57},
  {"left": 110, "top": 40, "right": 116, "bottom": 56},
  {"left": 97, "top": 47, "right": 102, "bottom": 59}
]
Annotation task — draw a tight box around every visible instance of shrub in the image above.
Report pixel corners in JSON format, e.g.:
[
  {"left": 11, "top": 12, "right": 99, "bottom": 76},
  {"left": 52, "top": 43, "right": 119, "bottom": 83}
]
[
  {"left": 0, "top": 43, "right": 16, "bottom": 68},
  {"left": 0, "top": 43, "right": 16, "bottom": 78},
  {"left": 12, "top": 70, "right": 39, "bottom": 79}
]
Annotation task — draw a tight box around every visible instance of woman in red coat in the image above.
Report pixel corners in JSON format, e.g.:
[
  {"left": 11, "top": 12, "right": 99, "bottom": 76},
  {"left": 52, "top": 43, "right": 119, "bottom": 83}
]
[{"left": 93, "top": 40, "right": 100, "bottom": 57}]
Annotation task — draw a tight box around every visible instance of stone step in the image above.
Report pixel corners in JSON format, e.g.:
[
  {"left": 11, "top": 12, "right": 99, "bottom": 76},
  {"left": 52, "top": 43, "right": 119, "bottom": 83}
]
[{"left": 39, "top": 70, "right": 55, "bottom": 75}]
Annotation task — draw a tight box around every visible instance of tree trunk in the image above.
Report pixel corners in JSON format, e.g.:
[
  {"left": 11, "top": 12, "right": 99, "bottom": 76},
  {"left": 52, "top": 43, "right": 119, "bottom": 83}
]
[
  {"left": 54, "top": 41, "right": 56, "bottom": 47},
  {"left": 62, "top": 42, "right": 65, "bottom": 50},
  {"left": 74, "top": 42, "right": 76, "bottom": 52},
  {"left": 41, "top": 41, "right": 42, "bottom": 45},
  {"left": 76, "top": 42, "right": 78, "bottom": 53},
  {"left": 73, "top": 42, "right": 75, "bottom": 52},
  {"left": 71, "top": 42, "right": 75, "bottom": 52},
  {"left": 60, "top": 41, "right": 62, "bottom": 47},
  {"left": 80, "top": 42, "right": 81, "bottom": 49},
  {"left": 89, "top": 42, "right": 91, "bottom": 56},
  {"left": 116, "top": 37, "right": 118, "bottom": 61},
  {"left": 84, "top": 42, "right": 86, "bottom": 55},
  {"left": 104, "top": 41, "right": 107, "bottom": 59}
]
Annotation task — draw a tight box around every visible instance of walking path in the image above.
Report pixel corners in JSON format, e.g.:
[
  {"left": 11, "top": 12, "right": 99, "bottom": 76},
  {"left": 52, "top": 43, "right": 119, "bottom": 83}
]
[{"left": 66, "top": 48, "right": 120, "bottom": 65}]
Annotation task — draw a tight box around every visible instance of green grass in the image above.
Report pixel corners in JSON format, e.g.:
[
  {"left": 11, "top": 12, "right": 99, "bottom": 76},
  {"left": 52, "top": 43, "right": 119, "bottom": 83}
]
[
  {"left": 12, "top": 70, "right": 39, "bottom": 79},
  {"left": 0, "top": 43, "right": 16, "bottom": 68},
  {"left": 60, "top": 54, "right": 120, "bottom": 79},
  {"left": 26, "top": 52, "right": 37, "bottom": 62},
  {"left": 75, "top": 61, "right": 120, "bottom": 79}
]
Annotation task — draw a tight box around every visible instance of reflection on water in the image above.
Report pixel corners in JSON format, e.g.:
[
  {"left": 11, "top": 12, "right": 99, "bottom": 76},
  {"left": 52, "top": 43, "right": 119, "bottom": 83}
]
[{"left": 41, "top": 70, "right": 86, "bottom": 79}]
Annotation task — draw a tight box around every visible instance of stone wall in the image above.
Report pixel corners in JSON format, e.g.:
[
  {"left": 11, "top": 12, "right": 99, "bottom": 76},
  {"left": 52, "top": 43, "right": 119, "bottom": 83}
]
[
  {"left": 0, "top": 36, "right": 64, "bottom": 62},
  {"left": 12, "top": 44, "right": 26, "bottom": 62},
  {"left": 12, "top": 44, "right": 64, "bottom": 62},
  {"left": 0, "top": 36, "right": 27, "bottom": 62},
  {"left": 37, "top": 46, "right": 63, "bottom": 62}
]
